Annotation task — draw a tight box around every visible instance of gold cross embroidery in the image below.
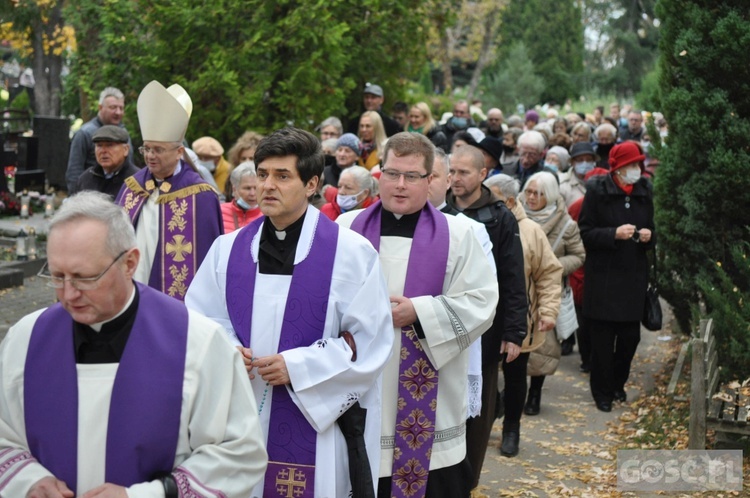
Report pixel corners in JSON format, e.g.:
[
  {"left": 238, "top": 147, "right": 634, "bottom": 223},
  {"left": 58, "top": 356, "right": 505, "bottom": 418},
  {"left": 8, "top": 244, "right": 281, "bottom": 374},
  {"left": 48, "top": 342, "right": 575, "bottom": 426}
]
[
  {"left": 275, "top": 467, "right": 307, "bottom": 497},
  {"left": 165, "top": 235, "right": 193, "bottom": 262}
]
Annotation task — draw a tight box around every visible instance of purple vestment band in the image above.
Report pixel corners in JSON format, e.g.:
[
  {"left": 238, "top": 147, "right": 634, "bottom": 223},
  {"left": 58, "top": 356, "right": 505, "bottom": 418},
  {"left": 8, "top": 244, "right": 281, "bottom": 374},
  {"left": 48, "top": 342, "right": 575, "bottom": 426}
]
[
  {"left": 351, "top": 201, "right": 450, "bottom": 498},
  {"left": 24, "top": 283, "right": 187, "bottom": 491},
  {"left": 226, "top": 212, "right": 339, "bottom": 498}
]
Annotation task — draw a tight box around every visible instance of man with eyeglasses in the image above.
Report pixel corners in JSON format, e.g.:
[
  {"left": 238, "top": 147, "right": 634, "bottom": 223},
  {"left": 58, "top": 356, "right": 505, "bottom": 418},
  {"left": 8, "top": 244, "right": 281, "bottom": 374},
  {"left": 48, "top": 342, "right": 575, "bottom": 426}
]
[
  {"left": 501, "top": 130, "right": 557, "bottom": 186},
  {"left": 0, "top": 191, "right": 267, "bottom": 498},
  {"left": 446, "top": 145, "right": 527, "bottom": 478},
  {"left": 75, "top": 125, "right": 139, "bottom": 200},
  {"left": 186, "top": 127, "right": 393, "bottom": 498},
  {"left": 115, "top": 81, "right": 222, "bottom": 301},
  {"left": 338, "top": 132, "right": 498, "bottom": 498}
]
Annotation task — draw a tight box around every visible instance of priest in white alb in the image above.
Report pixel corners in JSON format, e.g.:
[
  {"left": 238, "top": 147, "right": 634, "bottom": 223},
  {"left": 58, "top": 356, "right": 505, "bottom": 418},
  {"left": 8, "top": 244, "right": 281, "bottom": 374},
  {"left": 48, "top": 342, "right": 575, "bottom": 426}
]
[
  {"left": 185, "top": 127, "right": 393, "bottom": 498},
  {"left": 337, "top": 132, "right": 499, "bottom": 498},
  {"left": 0, "top": 191, "right": 266, "bottom": 498}
]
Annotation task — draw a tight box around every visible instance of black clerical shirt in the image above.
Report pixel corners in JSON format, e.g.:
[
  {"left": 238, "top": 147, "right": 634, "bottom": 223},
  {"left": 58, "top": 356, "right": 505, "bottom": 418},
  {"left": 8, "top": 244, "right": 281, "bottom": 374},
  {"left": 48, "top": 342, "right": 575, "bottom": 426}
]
[
  {"left": 258, "top": 211, "right": 307, "bottom": 275},
  {"left": 73, "top": 284, "right": 139, "bottom": 364},
  {"left": 380, "top": 209, "right": 421, "bottom": 238}
]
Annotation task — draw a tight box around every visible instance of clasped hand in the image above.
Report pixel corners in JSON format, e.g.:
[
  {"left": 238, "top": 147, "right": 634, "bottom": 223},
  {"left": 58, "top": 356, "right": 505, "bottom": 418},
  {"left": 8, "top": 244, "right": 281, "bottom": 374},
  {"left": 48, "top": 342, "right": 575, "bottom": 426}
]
[{"left": 236, "top": 347, "right": 289, "bottom": 386}]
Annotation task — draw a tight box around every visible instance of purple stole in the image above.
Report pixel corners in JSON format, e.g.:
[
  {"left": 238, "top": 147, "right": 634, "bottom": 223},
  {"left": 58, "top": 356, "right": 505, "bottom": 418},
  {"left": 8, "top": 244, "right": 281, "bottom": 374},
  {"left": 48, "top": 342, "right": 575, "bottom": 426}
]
[
  {"left": 351, "top": 201, "right": 450, "bottom": 498},
  {"left": 226, "top": 212, "right": 338, "bottom": 498},
  {"left": 23, "top": 283, "right": 187, "bottom": 492},
  {"left": 117, "top": 163, "right": 215, "bottom": 300}
]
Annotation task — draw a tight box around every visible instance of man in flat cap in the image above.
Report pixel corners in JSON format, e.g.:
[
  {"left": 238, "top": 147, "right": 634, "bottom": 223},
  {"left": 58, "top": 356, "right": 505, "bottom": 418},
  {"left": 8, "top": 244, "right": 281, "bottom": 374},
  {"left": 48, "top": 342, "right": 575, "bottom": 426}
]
[
  {"left": 76, "top": 125, "right": 139, "bottom": 200},
  {"left": 192, "top": 136, "right": 231, "bottom": 195},
  {"left": 66, "top": 87, "right": 134, "bottom": 194},
  {"left": 116, "top": 81, "right": 222, "bottom": 301}
]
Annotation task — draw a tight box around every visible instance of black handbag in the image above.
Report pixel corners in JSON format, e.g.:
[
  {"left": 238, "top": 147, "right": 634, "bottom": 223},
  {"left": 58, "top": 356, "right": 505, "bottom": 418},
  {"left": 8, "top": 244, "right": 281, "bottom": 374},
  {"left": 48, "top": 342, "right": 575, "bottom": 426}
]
[{"left": 642, "top": 247, "right": 663, "bottom": 331}]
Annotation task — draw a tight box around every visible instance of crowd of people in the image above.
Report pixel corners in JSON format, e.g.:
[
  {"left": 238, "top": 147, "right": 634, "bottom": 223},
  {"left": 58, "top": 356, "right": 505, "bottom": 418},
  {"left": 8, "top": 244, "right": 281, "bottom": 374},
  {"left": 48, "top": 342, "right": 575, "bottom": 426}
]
[{"left": 0, "top": 81, "right": 657, "bottom": 498}]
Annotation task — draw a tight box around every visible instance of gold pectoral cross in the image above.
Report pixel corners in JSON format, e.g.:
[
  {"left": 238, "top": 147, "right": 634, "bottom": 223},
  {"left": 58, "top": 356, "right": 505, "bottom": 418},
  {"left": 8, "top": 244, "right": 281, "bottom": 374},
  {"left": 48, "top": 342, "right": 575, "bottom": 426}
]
[{"left": 165, "top": 235, "right": 193, "bottom": 262}]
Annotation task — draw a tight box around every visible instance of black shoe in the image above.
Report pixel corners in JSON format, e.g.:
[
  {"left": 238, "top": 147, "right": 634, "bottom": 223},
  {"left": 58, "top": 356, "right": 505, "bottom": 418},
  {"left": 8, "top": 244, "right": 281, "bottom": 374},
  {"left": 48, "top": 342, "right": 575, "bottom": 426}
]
[
  {"left": 579, "top": 362, "right": 591, "bottom": 373},
  {"left": 495, "top": 390, "right": 505, "bottom": 419},
  {"left": 595, "top": 400, "right": 612, "bottom": 412},
  {"left": 500, "top": 431, "right": 520, "bottom": 457},
  {"left": 614, "top": 390, "right": 627, "bottom": 403},
  {"left": 524, "top": 390, "right": 541, "bottom": 416},
  {"left": 561, "top": 341, "right": 574, "bottom": 356}
]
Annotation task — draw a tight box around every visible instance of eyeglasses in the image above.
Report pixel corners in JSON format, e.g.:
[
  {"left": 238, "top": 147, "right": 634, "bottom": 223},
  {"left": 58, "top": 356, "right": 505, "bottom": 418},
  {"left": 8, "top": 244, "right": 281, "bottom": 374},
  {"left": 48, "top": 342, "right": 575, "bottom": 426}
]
[
  {"left": 524, "top": 189, "right": 545, "bottom": 197},
  {"left": 381, "top": 169, "right": 430, "bottom": 184},
  {"left": 138, "top": 145, "right": 180, "bottom": 156},
  {"left": 38, "top": 250, "right": 128, "bottom": 290}
]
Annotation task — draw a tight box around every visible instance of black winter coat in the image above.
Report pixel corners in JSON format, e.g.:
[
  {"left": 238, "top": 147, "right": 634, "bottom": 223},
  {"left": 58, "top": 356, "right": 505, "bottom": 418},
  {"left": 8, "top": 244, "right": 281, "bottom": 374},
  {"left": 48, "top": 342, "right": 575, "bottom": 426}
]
[
  {"left": 447, "top": 186, "right": 528, "bottom": 366},
  {"left": 578, "top": 174, "right": 655, "bottom": 322}
]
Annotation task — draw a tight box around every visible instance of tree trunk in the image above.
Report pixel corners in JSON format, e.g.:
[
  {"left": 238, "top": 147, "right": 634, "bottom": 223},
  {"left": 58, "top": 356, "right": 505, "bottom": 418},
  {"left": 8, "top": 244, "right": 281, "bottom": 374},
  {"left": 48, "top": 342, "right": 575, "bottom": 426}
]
[
  {"left": 441, "top": 29, "right": 453, "bottom": 93},
  {"left": 466, "top": 13, "right": 500, "bottom": 102},
  {"left": 31, "top": 3, "right": 64, "bottom": 117}
]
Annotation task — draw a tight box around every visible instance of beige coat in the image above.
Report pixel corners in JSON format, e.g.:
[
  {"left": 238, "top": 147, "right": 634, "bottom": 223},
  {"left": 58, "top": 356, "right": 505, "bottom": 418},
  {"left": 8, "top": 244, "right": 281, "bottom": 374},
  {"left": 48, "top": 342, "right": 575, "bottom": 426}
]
[
  {"left": 510, "top": 202, "right": 563, "bottom": 353},
  {"left": 524, "top": 196, "right": 586, "bottom": 376},
  {"left": 559, "top": 170, "right": 586, "bottom": 208}
]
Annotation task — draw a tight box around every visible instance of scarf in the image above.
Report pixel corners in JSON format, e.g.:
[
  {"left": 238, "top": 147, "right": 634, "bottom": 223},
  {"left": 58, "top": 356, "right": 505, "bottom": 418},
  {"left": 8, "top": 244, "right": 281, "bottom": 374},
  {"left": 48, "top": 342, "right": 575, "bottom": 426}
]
[{"left": 360, "top": 140, "right": 376, "bottom": 163}]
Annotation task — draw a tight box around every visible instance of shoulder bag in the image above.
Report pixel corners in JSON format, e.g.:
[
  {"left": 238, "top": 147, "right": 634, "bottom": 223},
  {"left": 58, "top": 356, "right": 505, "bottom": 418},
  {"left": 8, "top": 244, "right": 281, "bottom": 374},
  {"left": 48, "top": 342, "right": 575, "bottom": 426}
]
[
  {"left": 642, "top": 246, "right": 663, "bottom": 331},
  {"left": 551, "top": 218, "right": 578, "bottom": 341}
]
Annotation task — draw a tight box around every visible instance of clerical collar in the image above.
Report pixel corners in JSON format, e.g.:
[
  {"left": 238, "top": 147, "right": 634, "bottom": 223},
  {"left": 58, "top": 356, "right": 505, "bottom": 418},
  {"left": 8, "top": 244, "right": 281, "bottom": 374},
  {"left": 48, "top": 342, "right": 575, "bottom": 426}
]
[
  {"left": 436, "top": 201, "right": 448, "bottom": 211},
  {"left": 381, "top": 208, "right": 421, "bottom": 238},
  {"left": 73, "top": 283, "right": 140, "bottom": 364},
  {"left": 89, "top": 285, "right": 137, "bottom": 332},
  {"left": 258, "top": 211, "right": 307, "bottom": 275}
]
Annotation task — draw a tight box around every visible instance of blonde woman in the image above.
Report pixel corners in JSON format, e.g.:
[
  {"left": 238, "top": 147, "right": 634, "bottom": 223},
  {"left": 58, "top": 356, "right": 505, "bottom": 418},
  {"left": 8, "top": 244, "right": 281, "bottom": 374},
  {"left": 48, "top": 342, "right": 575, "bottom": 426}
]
[
  {"left": 408, "top": 102, "right": 448, "bottom": 151},
  {"left": 357, "top": 110, "right": 387, "bottom": 170}
]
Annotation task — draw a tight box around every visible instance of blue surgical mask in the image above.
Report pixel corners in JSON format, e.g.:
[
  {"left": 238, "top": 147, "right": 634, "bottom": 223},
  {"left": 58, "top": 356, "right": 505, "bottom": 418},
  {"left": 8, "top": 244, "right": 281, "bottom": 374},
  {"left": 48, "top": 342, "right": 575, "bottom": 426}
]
[
  {"left": 236, "top": 198, "right": 256, "bottom": 210},
  {"left": 337, "top": 191, "right": 363, "bottom": 211},
  {"left": 451, "top": 117, "right": 468, "bottom": 129},
  {"left": 543, "top": 163, "right": 559, "bottom": 173},
  {"left": 574, "top": 161, "right": 595, "bottom": 176}
]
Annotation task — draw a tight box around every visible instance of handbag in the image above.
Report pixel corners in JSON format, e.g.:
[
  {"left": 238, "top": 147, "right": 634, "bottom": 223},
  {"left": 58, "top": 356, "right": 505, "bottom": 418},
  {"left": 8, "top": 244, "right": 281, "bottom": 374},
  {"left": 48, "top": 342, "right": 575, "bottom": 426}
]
[
  {"left": 556, "top": 282, "right": 578, "bottom": 341},
  {"left": 550, "top": 218, "right": 578, "bottom": 341},
  {"left": 642, "top": 247, "right": 663, "bottom": 331}
]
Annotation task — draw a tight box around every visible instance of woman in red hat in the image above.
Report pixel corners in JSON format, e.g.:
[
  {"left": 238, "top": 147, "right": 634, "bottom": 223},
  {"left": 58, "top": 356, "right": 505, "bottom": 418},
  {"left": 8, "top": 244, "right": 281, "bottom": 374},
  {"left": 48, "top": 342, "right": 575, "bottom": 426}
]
[{"left": 577, "top": 141, "right": 656, "bottom": 412}]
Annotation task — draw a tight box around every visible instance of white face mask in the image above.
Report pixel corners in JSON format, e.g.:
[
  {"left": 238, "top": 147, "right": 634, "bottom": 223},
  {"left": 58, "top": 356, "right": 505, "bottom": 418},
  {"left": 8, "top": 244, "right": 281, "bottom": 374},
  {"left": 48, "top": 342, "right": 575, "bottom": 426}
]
[
  {"left": 619, "top": 167, "right": 641, "bottom": 184},
  {"left": 196, "top": 158, "right": 216, "bottom": 172},
  {"left": 337, "top": 191, "right": 363, "bottom": 211}
]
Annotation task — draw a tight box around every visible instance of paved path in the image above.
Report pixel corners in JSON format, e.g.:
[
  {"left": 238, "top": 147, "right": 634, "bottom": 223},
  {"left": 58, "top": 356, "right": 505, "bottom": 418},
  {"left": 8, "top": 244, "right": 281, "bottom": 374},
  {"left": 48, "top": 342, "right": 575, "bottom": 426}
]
[
  {"left": 476, "top": 303, "right": 677, "bottom": 497},
  {"left": 0, "top": 276, "right": 55, "bottom": 341}
]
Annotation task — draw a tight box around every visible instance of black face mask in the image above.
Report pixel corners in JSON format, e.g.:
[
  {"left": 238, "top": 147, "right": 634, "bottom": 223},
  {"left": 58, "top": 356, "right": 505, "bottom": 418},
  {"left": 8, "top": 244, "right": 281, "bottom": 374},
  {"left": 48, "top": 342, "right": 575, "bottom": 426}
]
[{"left": 503, "top": 145, "right": 516, "bottom": 155}]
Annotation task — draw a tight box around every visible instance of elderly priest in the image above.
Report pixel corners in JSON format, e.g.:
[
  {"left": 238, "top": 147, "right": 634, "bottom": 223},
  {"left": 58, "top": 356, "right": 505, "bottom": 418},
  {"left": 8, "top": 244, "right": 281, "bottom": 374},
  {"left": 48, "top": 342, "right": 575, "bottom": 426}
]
[{"left": 0, "top": 191, "right": 267, "bottom": 498}]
